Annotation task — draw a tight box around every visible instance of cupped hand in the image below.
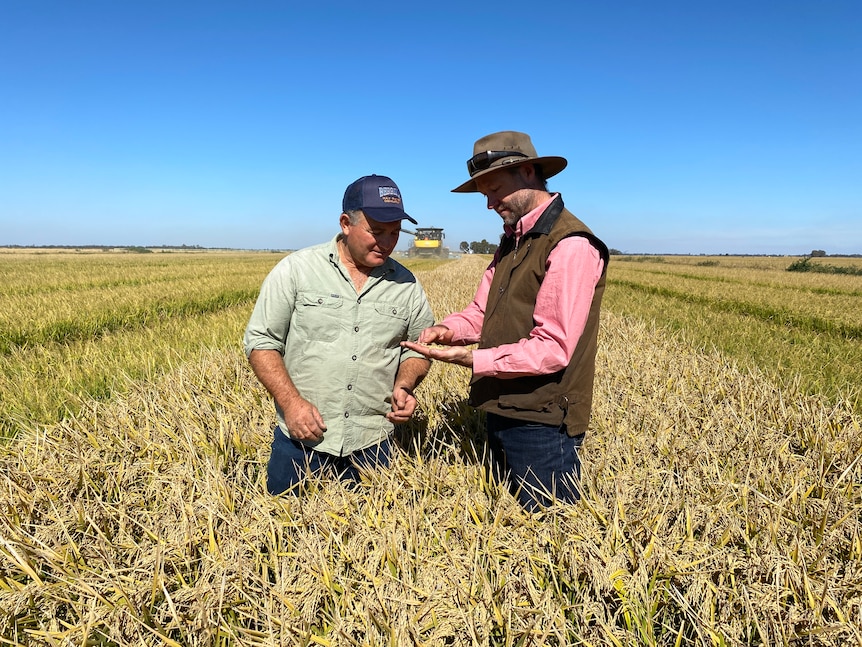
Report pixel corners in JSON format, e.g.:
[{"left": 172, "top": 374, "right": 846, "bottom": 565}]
[
  {"left": 400, "top": 340, "right": 474, "bottom": 368},
  {"left": 387, "top": 386, "right": 417, "bottom": 424},
  {"left": 282, "top": 397, "right": 327, "bottom": 441}
]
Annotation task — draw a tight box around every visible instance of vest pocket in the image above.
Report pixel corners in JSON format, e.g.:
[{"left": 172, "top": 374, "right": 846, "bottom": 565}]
[{"left": 498, "top": 393, "right": 557, "bottom": 415}]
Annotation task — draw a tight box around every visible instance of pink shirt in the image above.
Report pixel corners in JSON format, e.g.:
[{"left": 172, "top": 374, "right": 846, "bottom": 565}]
[{"left": 441, "top": 195, "right": 605, "bottom": 378}]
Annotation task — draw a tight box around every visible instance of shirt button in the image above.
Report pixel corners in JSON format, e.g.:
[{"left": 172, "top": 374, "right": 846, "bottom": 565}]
[
  {"left": 347, "top": 384, "right": 353, "bottom": 390},
  {"left": 391, "top": 308, "right": 397, "bottom": 314},
  {"left": 352, "top": 355, "right": 357, "bottom": 361},
  {"left": 317, "top": 298, "right": 323, "bottom": 304},
  {"left": 344, "top": 412, "right": 349, "bottom": 418},
  {"left": 354, "top": 326, "right": 359, "bottom": 332},
  {"left": 357, "top": 298, "right": 362, "bottom": 304}
]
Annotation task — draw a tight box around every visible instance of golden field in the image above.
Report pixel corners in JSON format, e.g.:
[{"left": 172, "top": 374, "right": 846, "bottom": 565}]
[{"left": 0, "top": 250, "right": 860, "bottom": 646}]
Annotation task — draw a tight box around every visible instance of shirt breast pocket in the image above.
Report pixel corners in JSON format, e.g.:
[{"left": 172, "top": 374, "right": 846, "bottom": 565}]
[
  {"left": 370, "top": 303, "right": 410, "bottom": 348},
  {"left": 295, "top": 293, "right": 344, "bottom": 342}
]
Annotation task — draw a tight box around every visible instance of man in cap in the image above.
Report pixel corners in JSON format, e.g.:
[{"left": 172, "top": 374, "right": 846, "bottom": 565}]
[
  {"left": 403, "top": 132, "right": 609, "bottom": 511},
  {"left": 245, "top": 175, "right": 435, "bottom": 494}
]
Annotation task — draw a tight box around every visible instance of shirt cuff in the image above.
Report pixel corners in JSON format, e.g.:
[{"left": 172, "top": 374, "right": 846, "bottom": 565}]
[{"left": 471, "top": 347, "right": 496, "bottom": 377}]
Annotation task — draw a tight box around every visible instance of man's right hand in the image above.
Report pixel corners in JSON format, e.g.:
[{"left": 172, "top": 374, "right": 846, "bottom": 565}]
[
  {"left": 418, "top": 324, "right": 456, "bottom": 345},
  {"left": 247, "top": 350, "right": 327, "bottom": 442},
  {"left": 282, "top": 397, "right": 327, "bottom": 442}
]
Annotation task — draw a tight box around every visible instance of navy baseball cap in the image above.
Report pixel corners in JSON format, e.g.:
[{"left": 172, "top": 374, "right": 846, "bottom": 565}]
[{"left": 342, "top": 175, "right": 417, "bottom": 225}]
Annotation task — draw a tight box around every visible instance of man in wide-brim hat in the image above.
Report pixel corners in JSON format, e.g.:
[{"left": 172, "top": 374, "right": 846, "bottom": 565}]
[
  {"left": 404, "top": 130, "right": 609, "bottom": 511},
  {"left": 451, "top": 130, "right": 568, "bottom": 194}
]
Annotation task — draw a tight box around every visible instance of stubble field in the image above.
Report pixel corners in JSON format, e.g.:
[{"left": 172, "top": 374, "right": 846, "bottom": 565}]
[{"left": 0, "top": 249, "right": 860, "bottom": 646}]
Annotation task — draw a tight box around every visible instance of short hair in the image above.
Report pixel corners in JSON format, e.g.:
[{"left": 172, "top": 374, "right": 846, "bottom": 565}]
[
  {"left": 531, "top": 164, "right": 549, "bottom": 191},
  {"left": 345, "top": 209, "right": 363, "bottom": 224}
]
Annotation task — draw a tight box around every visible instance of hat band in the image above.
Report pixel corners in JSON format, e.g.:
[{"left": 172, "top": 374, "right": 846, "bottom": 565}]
[{"left": 467, "top": 150, "right": 529, "bottom": 177}]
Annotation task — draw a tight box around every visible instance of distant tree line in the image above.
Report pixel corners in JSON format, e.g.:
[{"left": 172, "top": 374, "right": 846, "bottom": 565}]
[
  {"left": 459, "top": 240, "right": 499, "bottom": 254},
  {"left": 787, "top": 254, "right": 862, "bottom": 275},
  {"left": 606, "top": 248, "right": 860, "bottom": 258},
  {"left": 2, "top": 244, "right": 206, "bottom": 251}
]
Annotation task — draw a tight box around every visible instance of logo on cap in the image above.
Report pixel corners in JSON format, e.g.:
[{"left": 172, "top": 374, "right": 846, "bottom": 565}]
[{"left": 378, "top": 186, "right": 402, "bottom": 205}]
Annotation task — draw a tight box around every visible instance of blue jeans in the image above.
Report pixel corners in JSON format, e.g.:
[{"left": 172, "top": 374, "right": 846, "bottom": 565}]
[
  {"left": 266, "top": 426, "right": 393, "bottom": 495},
  {"left": 486, "top": 413, "right": 583, "bottom": 511}
]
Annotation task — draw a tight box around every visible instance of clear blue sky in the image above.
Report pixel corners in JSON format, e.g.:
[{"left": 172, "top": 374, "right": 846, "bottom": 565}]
[{"left": 2, "top": 1, "right": 860, "bottom": 255}]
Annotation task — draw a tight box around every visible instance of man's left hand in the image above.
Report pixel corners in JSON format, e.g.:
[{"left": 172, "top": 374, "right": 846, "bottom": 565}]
[{"left": 387, "top": 385, "right": 418, "bottom": 424}]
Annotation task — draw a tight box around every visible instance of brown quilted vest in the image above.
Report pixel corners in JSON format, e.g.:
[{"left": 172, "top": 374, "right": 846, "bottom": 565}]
[{"left": 469, "top": 195, "right": 608, "bottom": 436}]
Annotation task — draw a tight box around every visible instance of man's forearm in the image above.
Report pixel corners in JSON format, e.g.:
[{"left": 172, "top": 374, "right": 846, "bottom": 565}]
[
  {"left": 248, "top": 349, "right": 302, "bottom": 409},
  {"left": 249, "top": 349, "right": 327, "bottom": 440},
  {"left": 394, "top": 357, "right": 431, "bottom": 392}
]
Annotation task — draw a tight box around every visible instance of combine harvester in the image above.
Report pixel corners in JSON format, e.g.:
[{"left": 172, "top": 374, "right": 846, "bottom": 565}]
[{"left": 402, "top": 227, "right": 450, "bottom": 258}]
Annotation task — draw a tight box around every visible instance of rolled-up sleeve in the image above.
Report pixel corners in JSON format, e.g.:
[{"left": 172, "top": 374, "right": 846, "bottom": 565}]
[
  {"left": 243, "top": 259, "right": 297, "bottom": 357},
  {"left": 400, "top": 277, "right": 436, "bottom": 362}
]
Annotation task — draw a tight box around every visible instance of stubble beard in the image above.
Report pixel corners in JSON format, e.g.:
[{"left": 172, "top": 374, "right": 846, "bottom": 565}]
[{"left": 497, "top": 192, "right": 532, "bottom": 228}]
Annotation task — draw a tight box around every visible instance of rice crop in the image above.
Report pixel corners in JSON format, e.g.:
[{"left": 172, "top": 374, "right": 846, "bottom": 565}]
[
  {"left": 606, "top": 256, "right": 862, "bottom": 409},
  {"left": 0, "top": 251, "right": 282, "bottom": 437},
  {"left": 0, "top": 250, "right": 860, "bottom": 645}
]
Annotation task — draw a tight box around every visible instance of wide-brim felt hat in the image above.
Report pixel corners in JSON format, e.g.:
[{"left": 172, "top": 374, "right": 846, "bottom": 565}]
[{"left": 452, "top": 130, "right": 567, "bottom": 193}]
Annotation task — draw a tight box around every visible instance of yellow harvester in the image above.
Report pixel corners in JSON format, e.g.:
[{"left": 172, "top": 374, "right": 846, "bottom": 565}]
[{"left": 403, "top": 227, "right": 449, "bottom": 258}]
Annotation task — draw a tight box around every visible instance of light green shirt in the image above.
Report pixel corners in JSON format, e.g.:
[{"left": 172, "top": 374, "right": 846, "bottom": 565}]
[{"left": 244, "top": 236, "right": 435, "bottom": 456}]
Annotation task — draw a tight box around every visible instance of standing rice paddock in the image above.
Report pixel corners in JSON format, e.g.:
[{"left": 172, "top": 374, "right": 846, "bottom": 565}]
[{"left": 0, "top": 251, "right": 860, "bottom": 645}]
